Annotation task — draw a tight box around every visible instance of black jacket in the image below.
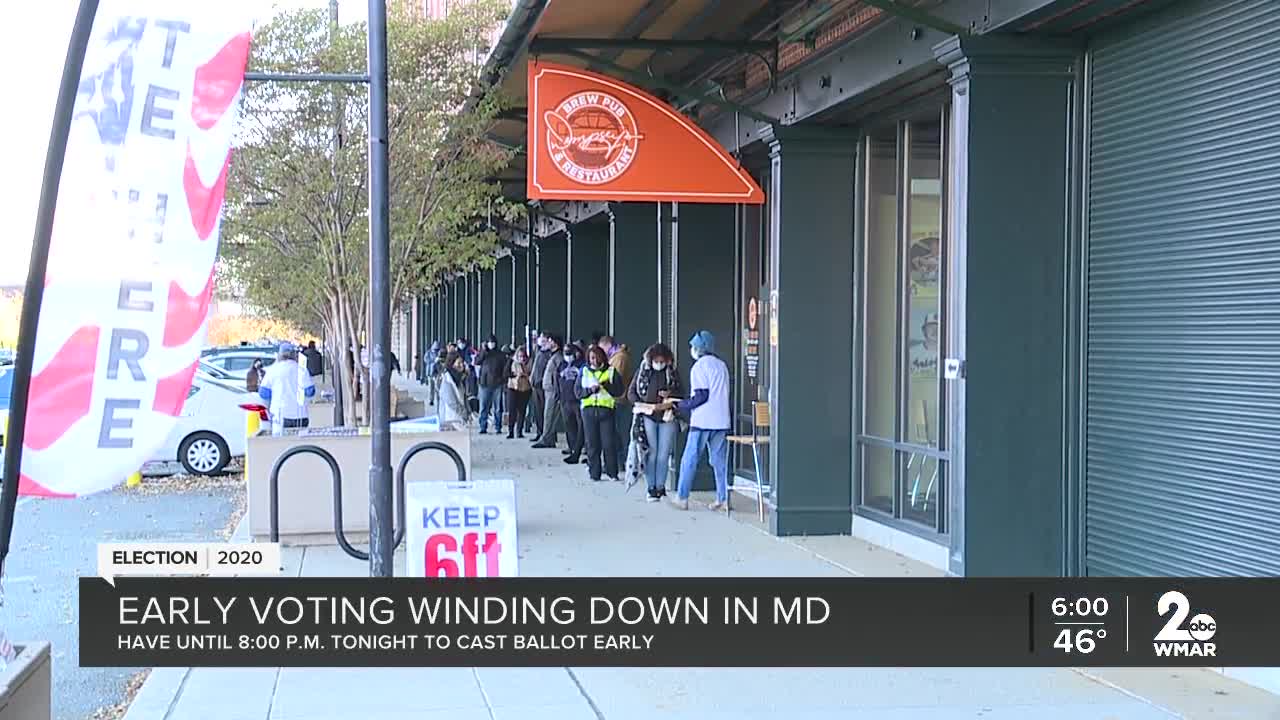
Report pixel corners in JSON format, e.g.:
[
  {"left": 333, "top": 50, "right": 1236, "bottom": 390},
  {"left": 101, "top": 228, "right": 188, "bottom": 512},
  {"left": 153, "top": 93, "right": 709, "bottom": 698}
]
[
  {"left": 302, "top": 348, "right": 323, "bottom": 376},
  {"left": 627, "top": 365, "right": 682, "bottom": 420},
  {"left": 477, "top": 348, "right": 508, "bottom": 388}
]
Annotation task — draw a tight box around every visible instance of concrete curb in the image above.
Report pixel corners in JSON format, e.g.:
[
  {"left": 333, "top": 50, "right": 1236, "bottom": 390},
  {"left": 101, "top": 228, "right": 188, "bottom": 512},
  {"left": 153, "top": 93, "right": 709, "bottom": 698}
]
[{"left": 121, "top": 667, "right": 188, "bottom": 720}]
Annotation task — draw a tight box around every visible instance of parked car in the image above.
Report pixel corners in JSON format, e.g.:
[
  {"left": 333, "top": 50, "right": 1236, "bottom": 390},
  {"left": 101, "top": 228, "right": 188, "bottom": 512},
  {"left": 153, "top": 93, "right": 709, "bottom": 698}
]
[
  {"left": 201, "top": 349, "right": 276, "bottom": 376},
  {"left": 0, "top": 368, "right": 248, "bottom": 477},
  {"left": 158, "top": 374, "right": 250, "bottom": 475},
  {"left": 0, "top": 349, "right": 14, "bottom": 366}
]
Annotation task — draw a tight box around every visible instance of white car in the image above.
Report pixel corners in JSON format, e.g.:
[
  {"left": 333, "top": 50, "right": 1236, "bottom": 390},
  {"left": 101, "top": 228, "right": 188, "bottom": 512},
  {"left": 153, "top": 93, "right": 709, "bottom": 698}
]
[
  {"left": 0, "top": 368, "right": 250, "bottom": 477},
  {"left": 157, "top": 374, "right": 252, "bottom": 475},
  {"left": 202, "top": 349, "right": 276, "bottom": 376}
]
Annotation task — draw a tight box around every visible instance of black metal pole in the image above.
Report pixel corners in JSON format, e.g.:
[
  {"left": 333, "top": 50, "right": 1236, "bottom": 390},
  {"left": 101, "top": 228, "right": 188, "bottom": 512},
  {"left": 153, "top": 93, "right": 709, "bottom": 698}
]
[
  {"left": 367, "top": 0, "right": 394, "bottom": 578},
  {"left": 0, "top": 0, "right": 100, "bottom": 575}
]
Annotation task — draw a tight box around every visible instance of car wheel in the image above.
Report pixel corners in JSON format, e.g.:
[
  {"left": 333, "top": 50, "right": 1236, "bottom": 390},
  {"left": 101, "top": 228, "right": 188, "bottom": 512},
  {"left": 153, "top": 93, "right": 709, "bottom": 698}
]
[{"left": 179, "top": 432, "right": 230, "bottom": 476}]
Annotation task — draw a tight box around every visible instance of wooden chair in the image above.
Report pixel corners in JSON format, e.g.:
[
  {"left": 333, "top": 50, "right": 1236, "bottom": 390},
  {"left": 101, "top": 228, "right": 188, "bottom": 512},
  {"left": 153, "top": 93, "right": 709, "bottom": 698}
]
[{"left": 726, "top": 401, "right": 771, "bottom": 521}]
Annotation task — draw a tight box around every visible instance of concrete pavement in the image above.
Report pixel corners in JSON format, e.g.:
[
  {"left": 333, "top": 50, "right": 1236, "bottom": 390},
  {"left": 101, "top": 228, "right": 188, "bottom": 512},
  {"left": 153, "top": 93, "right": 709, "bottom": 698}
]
[
  {"left": 7, "top": 477, "right": 239, "bottom": 720},
  {"left": 123, "top": 430, "right": 1280, "bottom": 719}
]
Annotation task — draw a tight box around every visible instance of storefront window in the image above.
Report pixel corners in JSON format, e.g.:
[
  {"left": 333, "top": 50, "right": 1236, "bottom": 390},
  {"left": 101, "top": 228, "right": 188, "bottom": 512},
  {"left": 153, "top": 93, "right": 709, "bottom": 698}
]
[
  {"left": 735, "top": 168, "right": 771, "bottom": 495},
  {"left": 862, "top": 134, "right": 898, "bottom": 513},
  {"left": 856, "top": 109, "right": 950, "bottom": 533},
  {"left": 900, "top": 119, "right": 944, "bottom": 526}
]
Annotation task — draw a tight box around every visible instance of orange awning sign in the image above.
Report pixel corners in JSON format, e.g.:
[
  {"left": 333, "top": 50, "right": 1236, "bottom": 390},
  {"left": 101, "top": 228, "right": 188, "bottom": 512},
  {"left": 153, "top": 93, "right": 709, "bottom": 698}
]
[{"left": 528, "top": 61, "right": 765, "bottom": 205}]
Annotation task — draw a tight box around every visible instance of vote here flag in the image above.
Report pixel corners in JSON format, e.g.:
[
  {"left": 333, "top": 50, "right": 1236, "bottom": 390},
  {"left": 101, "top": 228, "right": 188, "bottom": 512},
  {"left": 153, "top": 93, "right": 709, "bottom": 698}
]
[{"left": 19, "top": 1, "right": 253, "bottom": 496}]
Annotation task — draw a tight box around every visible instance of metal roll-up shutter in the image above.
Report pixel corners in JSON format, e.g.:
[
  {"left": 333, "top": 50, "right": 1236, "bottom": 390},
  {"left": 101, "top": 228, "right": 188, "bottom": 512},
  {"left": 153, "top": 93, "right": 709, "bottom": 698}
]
[{"left": 1085, "top": 0, "right": 1280, "bottom": 576}]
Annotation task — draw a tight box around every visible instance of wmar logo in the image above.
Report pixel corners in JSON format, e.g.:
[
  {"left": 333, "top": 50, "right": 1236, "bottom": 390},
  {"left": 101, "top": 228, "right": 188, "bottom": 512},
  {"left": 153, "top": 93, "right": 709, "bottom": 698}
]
[{"left": 1153, "top": 590, "right": 1217, "bottom": 658}]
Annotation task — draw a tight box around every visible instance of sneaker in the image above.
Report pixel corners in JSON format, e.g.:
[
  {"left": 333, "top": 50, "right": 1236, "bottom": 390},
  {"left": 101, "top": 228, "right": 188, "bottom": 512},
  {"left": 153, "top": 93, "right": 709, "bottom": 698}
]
[
  {"left": 561, "top": 449, "right": 572, "bottom": 456},
  {"left": 479, "top": 429, "right": 488, "bottom": 435},
  {"left": 669, "top": 497, "right": 689, "bottom": 510},
  {"left": 708, "top": 501, "right": 726, "bottom": 512},
  {"left": 562, "top": 456, "right": 579, "bottom": 465},
  {"left": 646, "top": 495, "right": 660, "bottom": 503}
]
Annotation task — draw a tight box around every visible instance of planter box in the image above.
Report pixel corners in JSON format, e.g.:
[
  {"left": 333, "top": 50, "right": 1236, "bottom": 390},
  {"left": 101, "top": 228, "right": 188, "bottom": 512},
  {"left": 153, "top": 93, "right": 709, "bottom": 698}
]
[
  {"left": 308, "top": 401, "right": 336, "bottom": 427},
  {"left": 246, "top": 428, "right": 471, "bottom": 545},
  {"left": 0, "top": 643, "right": 51, "bottom": 720}
]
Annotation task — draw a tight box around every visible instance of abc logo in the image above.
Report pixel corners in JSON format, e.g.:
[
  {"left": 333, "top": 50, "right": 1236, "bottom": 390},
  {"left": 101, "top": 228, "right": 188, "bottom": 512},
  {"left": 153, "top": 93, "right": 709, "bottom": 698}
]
[{"left": 1188, "top": 614, "right": 1217, "bottom": 642}]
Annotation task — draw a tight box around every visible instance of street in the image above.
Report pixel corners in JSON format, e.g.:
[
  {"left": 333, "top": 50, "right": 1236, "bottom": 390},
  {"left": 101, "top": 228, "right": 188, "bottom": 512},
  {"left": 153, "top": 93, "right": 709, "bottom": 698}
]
[{"left": 3, "top": 472, "right": 241, "bottom": 720}]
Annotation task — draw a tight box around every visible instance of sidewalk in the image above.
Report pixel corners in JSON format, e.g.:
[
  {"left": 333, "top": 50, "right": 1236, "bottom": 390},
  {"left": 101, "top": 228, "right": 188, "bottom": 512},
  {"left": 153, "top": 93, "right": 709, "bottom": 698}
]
[{"left": 123, "top": 430, "right": 1280, "bottom": 720}]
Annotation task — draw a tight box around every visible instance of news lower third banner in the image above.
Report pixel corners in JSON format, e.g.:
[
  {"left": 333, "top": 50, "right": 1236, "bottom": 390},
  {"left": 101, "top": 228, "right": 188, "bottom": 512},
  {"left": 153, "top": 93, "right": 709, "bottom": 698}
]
[{"left": 80, "top": 578, "right": 1279, "bottom": 667}]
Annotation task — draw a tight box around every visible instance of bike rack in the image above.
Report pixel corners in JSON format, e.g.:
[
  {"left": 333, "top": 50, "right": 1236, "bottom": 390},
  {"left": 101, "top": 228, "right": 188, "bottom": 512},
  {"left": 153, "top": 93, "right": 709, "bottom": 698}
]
[
  {"left": 393, "top": 441, "right": 467, "bottom": 549},
  {"left": 268, "top": 440, "right": 469, "bottom": 561},
  {"left": 269, "top": 444, "right": 368, "bottom": 561}
]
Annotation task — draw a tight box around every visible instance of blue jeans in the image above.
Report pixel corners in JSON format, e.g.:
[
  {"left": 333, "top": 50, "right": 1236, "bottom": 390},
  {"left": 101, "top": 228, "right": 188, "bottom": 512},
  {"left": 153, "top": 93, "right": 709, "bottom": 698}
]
[
  {"left": 643, "top": 417, "right": 676, "bottom": 493},
  {"left": 478, "top": 386, "right": 500, "bottom": 431},
  {"left": 677, "top": 428, "right": 729, "bottom": 502}
]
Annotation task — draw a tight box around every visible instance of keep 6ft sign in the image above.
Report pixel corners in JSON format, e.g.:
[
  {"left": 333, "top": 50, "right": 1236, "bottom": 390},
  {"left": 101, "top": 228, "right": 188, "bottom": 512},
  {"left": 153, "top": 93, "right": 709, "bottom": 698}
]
[{"left": 406, "top": 479, "right": 519, "bottom": 577}]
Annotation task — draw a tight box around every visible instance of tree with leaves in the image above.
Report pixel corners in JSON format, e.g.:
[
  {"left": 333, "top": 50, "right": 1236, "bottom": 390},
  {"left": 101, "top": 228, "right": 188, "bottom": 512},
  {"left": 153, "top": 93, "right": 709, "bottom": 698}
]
[{"left": 223, "top": 1, "right": 520, "bottom": 425}]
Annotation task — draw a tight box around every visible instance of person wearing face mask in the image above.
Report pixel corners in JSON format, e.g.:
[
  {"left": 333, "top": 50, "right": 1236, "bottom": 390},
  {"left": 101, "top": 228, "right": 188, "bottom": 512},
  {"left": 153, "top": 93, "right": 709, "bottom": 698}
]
[
  {"left": 437, "top": 353, "right": 471, "bottom": 427},
  {"left": 625, "top": 343, "right": 681, "bottom": 501},
  {"left": 528, "top": 332, "right": 551, "bottom": 442},
  {"left": 557, "top": 343, "right": 588, "bottom": 464},
  {"left": 576, "top": 345, "right": 625, "bottom": 481},
  {"left": 532, "top": 334, "right": 565, "bottom": 449},
  {"left": 671, "top": 331, "right": 732, "bottom": 511},
  {"left": 505, "top": 345, "right": 533, "bottom": 439},
  {"left": 475, "top": 334, "right": 508, "bottom": 434}
]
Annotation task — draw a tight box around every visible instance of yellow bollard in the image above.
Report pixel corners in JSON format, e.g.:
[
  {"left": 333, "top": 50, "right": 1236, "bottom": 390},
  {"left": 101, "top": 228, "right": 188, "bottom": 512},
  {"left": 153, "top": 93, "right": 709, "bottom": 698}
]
[
  {"left": 126, "top": 471, "right": 142, "bottom": 488},
  {"left": 244, "top": 409, "right": 261, "bottom": 479}
]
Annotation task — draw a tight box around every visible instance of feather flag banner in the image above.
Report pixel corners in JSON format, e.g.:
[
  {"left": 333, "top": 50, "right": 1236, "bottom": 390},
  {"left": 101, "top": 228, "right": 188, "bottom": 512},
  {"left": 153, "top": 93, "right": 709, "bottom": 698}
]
[{"left": 19, "top": 1, "right": 253, "bottom": 496}]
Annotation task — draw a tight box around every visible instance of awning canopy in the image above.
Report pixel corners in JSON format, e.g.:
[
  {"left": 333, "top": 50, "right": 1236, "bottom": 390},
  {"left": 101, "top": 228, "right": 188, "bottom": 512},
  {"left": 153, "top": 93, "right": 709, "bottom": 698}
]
[{"left": 485, "top": 0, "right": 958, "bottom": 204}]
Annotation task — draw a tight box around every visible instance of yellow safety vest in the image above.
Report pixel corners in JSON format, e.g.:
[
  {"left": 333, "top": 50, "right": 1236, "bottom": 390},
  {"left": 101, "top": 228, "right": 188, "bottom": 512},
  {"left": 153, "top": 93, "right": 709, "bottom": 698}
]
[{"left": 581, "top": 368, "right": 616, "bottom": 409}]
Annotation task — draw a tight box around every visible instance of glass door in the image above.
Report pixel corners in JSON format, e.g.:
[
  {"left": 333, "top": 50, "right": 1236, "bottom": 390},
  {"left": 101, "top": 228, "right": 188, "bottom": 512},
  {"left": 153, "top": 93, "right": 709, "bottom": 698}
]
[
  {"left": 735, "top": 169, "right": 770, "bottom": 491},
  {"left": 855, "top": 108, "right": 951, "bottom": 535}
]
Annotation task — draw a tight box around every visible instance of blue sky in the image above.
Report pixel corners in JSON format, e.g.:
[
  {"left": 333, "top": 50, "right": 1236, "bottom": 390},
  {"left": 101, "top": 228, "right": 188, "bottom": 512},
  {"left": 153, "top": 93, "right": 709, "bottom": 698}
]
[{"left": 0, "top": 1, "right": 371, "bottom": 286}]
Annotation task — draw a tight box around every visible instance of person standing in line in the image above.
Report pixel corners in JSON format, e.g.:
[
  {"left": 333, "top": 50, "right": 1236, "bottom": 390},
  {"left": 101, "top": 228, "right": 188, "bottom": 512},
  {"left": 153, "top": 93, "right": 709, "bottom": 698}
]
[
  {"left": 437, "top": 353, "right": 472, "bottom": 427},
  {"left": 558, "top": 343, "right": 588, "bottom": 465},
  {"left": 671, "top": 331, "right": 732, "bottom": 511},
  {"left": 576, "top": 345, "right": 624, "bottom": 481},
  {"left": 246, "top": 358, "right": 265, "bottom": 394},
  {"left": 302, "top": 340, "right": 324, "bottom": 380},
  {"left": 426, "top": 340, "right": 440, "bottom": 377},
  {"left": 626, "top": 343, "right": 681, "bottom": 501},
  {"left": 475, "top": 334, "right": 507, "bottom": 434},
  {"left": 258, "top": 342, "right": 316, "bottom": 435},
  {"left": 598, "top": 334, "right": 632, "bottom": 467},
  {"left": 532, "top": 334, "right": 565, "bottom": 449},
  {"left": 496, "top": 343, "right": 512, "bottom": 427},
  {"left": 505, "top": 346, "right": 533, "bottom": 438},
  {"left": 528, "top": 332, "right": 551, "bottom": 441}
]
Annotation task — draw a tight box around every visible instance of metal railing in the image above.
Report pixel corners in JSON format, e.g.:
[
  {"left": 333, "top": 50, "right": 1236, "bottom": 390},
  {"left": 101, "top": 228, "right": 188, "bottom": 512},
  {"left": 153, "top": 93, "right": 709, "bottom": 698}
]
[{"left": 268, "top": 440, "right": 468, "bottom": 561}]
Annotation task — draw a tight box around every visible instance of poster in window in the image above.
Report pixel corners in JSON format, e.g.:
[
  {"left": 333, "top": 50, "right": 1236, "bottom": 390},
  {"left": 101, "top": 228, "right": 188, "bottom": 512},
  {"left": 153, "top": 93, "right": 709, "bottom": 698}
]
[
  {"left": 908, "top": 307, "right": 940, "bottom": 380},
  {"left": 744, "top": 296, "right": 760, "bottom": 380},
  {"left": 908, "top": 235, "right": 941, "bottom": 299}
]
